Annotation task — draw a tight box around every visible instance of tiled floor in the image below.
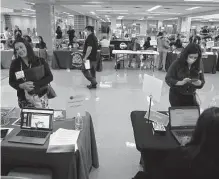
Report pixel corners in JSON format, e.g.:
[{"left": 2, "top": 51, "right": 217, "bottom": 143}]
[{"left": 1, "top": 61, "right": 219, "bottom": 179}]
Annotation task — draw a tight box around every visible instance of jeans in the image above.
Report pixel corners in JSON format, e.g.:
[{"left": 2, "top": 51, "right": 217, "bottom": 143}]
[
  {"left": 158, "top": 51, "right": 167, "bottom": 70},
  {"left": 82, "top": 60, "right": 97, "bottom": 85},
  {"left": 169, "top": 89, "right": 198, "bottom": 107}
]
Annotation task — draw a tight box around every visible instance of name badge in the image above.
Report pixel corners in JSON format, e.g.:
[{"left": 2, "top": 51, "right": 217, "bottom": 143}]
[{"left": 15, "top": 70, "right": 25, "bottom": 80}]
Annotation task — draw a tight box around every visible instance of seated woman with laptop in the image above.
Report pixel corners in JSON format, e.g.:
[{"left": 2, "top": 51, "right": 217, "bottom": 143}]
[{"left": 133, "top": 107, "right": 219, "bottom": 179}]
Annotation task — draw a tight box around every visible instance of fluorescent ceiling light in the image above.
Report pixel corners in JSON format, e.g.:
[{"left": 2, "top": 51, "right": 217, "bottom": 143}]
[
  {"left": 150, "top": 12, "right": 181, "bottom": 15},
  {"left": 96, "top": 16, "right": 100, "bottom": 18},
  {"left": 186, "top": 7, "right": 201, "bottom": 10},
  {"left": 184, "top": 0, "right": 215, "bottom": 1},
  {"left": 68, "top": 15, "right": 74, "bottom": 16},
  {"left": 147, "top": 16, "right": 154, "bottom": 18},
  {"left": 21, "top": 15, "right": 29, "bottom": 17},
  {"left": 134, "top": 12, "right": 148, "bottom": 15},
  {"left": 119, "top": 13, "right": 129, "bottom": 14},
  {"left": 96, "top": 10, "right": 128, "bottom": 12},
  {"left": 63, "top": 12, "right": 70, "bottom": 14},
  {"left": 164, "top": 17, "right": 178, "bottom": 20},
  {"left": 147, "top": 5, "right": 162, "bottom": 12},
  {"left": 31, "top": 16, "right": 36, "bottom": 18},
  {"left": 81, "top": 5, "right": 102, "bottom": 7},
  {"left": 90, "top": 11, "right": 96, "bottom": 14},
  {"left": 117, "top": 16, "right": 124, "bottom": 19},
  {"left": 87, "top": 1, "right": 104, "bottom": 3},
  {"left": 22, "top": 8, "right": 35, "bottom": 12}
]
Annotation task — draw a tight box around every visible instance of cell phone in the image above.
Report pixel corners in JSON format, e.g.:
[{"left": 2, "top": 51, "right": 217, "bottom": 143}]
[
  {"left": 190, "top": 79, "right": 199, "bottom": 82},
  {"left": 1, "top": 129, "right": 9, "bottom": 139}
]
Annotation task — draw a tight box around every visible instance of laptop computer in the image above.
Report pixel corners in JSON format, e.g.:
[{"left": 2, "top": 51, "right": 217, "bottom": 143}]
[
  {"left": 8, "top": 108, "right": 54, "bottom": 145},
  {"left": 169, "top": 106, "right": 200, "bottom": 145}
]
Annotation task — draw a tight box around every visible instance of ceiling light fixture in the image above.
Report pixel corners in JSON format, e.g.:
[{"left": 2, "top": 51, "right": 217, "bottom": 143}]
[
  {"left": 68, "top": 15, "right": 74, "bottom": 16},
  {"left": 96, "top": 10, "right": 128, "bottom": 12},
  {"left": 63, "top": 12, "right": 70, "bottom": 14},
  {"left": 147, "top": 5, "right": 162, "bottom": 12},
  {"left": 186, "top": 7, "right": 201, "bottom": 10},
  {"left": 118, "top": 13, "right": 129, "bottom": 14},
  {"left": 81, "top": 5, "right": 102, "bottom": 7},
  {"left": 22, "top": 8, "right": 35, "bottom": 12},
  {"left": 87, "top": 1, "right": 104, "bottom": 3},
  {"left": 90, "top": 11, "right": 96, "bottom": 14},
  {"left": 117, "top": 16, "right": 124, "bottom": 19},
  {"left": 21, "top": 15, "right": 29, "bottom": 17},
  {"left": 150, "top": 12, "right": 181, "bottom": 15}
]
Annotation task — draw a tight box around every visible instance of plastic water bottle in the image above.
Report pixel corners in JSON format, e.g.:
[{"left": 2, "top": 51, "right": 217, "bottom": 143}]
[{"left": 75, "top": 113, "right": 83, "bottom": 131}]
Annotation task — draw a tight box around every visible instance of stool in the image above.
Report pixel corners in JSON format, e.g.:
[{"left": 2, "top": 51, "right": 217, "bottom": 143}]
[{"left": 8, "top": 168, "right": 52, "bottom": 179}]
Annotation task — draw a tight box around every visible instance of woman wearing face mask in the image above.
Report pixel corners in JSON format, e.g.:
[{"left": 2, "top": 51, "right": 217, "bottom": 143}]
[
  {"left": 9, "top": 38, "right": 53, "bottom": 108},
  {"left": 165, "top": 43, "right": 205, "bottom": 106}
]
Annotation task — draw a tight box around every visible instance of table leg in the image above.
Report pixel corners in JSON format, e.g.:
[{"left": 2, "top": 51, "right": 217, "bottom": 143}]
[{"left": 116, "top": 54, "right": 117, "bottom": 71}]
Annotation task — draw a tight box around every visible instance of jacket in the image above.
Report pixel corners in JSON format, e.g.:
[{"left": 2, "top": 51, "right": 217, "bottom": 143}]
[{"left": 165, "top": 59, "right": 205, "bottom": 95}]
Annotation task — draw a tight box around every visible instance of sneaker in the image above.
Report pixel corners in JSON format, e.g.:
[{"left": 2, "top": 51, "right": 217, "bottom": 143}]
[{"left": 87, "top": 84, "right": 97, "bottom": 89}]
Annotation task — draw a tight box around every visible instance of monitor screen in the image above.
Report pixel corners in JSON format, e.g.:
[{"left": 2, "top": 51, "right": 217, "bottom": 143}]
[
  {"left": 170, "top": 108, "right": 200, "bottom": 127},
  {"left": 21, "top": 109, "right": 53, "bottom": 129}
]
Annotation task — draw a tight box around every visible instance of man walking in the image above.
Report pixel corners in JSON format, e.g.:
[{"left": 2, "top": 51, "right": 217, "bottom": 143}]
[{"left": 82, "top": 26, "right": 98, "bottom": 89}]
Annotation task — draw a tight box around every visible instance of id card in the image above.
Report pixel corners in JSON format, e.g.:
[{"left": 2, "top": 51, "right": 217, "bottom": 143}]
[{"left": 15, "top": 70, "right": 25, "bottom": 80}]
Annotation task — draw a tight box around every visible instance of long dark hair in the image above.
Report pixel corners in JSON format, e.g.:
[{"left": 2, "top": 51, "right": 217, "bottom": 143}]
[
  {"left": 13, "top": 38, "right": 37, "bottom": 64},
  {"left": 38, "top": 36, "right": 45, "bottom": 44},
  {"left": 186, "top": 107, "right": 219, "bottom": 159},
  {"left": 178, "top": 43, "right": 202, "bottom": 73},
  {"left": 23, "top": 35, "right": 32, "bottom": 43}
]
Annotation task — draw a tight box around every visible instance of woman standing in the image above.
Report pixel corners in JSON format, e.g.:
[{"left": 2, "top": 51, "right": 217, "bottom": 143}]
[
  {"left": 9, "top": 38, "right": 53, "bottom": 108},
  {"left": 56, "top": 26, "right": 62, "bottom": 39},
  {"left": 157, "top": 32, "right": 170, "bottom": 71},
  {"left": 36, "top": 36, "right": 47, "bottom": 49},
  {"left": 165, "top": 43, "right": 205, "bottom": 107}
]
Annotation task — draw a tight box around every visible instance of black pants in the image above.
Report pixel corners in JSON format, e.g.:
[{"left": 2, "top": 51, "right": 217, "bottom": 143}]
[
  {"left": 82, "top": 61, "right": 97, "bottom": 85},
  {"left": 169, "top": 89, "right": 198, "bottom": 107}
]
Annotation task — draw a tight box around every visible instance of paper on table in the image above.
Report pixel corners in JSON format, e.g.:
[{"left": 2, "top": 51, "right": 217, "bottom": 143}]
[
  {"left": 142, "top": 74, "right": 163, "bottom": 103},
  {"left": 84, "top": 60, "right": 90, "bottom": 69},
  {"left": 145, "top": 110, "right": 169, "bottom": 127},
  {"left": 46, "top": 128, "right": 80, "bottom": 153}
]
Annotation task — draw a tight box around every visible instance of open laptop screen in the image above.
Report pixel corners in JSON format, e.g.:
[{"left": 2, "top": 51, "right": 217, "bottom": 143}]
[
  {"left": 169, "top": 107, "right": 200, "bottom": 128},
  {"left": 21, "top": 108, "right": 53, "bottom": 130}
]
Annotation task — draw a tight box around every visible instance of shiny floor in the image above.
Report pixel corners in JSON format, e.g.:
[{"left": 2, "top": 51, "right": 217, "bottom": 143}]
[{"left": 1, "top": 61, "right": 219, "bottom": 179}]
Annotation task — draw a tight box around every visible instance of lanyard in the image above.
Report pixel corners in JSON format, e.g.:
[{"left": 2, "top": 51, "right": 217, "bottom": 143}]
[{"left": 20, "top": 60, "right": 32, "bottom": 82}]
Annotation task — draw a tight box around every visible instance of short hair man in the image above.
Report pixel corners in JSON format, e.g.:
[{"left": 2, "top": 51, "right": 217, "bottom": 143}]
[{"left": 82, "top": 26, "right": 98, "bottom": 89}]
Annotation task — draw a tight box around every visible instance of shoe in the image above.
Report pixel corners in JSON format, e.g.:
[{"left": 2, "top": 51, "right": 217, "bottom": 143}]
[{"left": 87, "top": 84, "right": 97, "bottom": 89}]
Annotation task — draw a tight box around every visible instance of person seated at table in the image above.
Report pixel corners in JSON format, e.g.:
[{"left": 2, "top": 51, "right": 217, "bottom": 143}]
[
  {"left": 23, "top": 35, "right": 34, "bottom": 48},
  {"left": 174, "top": 34, "right": 183, "bottom": 49},
  {"left": 133, "top": 107, "right": 219, "bottom": 179},
  {"left": 165, "top": 43, "right": 205, "bottom": 107},
  {"left": 128, "top": 37, "right": 141, "bottom": 68},
  {"left": 143, "top": 37, "right": 152, "bottom": 50},
  {"left": 99, "top": 36, "right": 110, "bottom": 48},
  {"left": 36, "top": 36, "right": 47, "bottom": 49},
  {"left": 9, "top": 38, "right": 53, "bottom": 108}
]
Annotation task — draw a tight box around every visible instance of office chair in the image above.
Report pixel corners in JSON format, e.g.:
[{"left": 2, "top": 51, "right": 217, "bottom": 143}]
[{"left": 100, "top": 47, "right": 111, "bottom": 60}]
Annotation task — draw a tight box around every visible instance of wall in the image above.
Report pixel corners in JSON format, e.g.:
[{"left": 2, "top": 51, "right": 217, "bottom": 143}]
[{"left": 10, "top": 15, "right": 36, "bottom": 34}]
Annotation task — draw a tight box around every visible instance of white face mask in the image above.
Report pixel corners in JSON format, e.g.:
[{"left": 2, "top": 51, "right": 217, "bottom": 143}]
[{"left": 187, "top": 54, "right": 198, "bottom": 65}]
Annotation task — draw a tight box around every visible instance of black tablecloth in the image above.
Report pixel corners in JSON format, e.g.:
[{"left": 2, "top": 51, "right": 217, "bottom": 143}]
[
  {"left": 131, "top": 111, "right": 178, "bottom": 173},
  {"left": 202, "top": 54, "right": 218, "bottom": 74},
  {"left": 1, "top": 109, "right": 99, "bottom": 179},
  {"left": 165, "top": 52, "right": 218, "bottom": 74},
  {"left": 110, "top": 40, "right": 131, "bottom": 50},
  {"left": 52, "top": 50, "right": 101, "bottom": 69}
]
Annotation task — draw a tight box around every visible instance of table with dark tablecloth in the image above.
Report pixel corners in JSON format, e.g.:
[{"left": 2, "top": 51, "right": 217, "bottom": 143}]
[
  {"left": 1, "top": 109, "right": 99, "bottom": 179},
  {"left": 110, "top": 40, "right": 131, "bottom": 50},
  {"left": 52, "top": 49, "right": 101, "bottom": 69},
  {"left": 131, "top": 111, "right": 178, "bottom": 173},
  {"left": 165, "top": 52, "right": 218, "bottom": 74}
]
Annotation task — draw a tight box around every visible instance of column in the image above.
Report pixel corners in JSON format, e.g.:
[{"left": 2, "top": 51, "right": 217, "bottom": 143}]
[
  {"left": 180, "top": 17, "right": 191, "bottom": 40},
  {"left": 110, "top": 16, "right": 117, "bottom": 34},
  {"left": 177, "top": 17, "right": 182, "bottom": 33},
  {"left": 140, "top": 20, "right": 147, "bottom": 35},
  {"left": 157, "top": 20, "right": 163, "bottom": 31},
  {"left": 35, "top": 3, "right": 55, "bottom": 56}
]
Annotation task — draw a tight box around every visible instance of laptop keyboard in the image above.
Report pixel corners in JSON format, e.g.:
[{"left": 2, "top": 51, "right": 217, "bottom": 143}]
[
  {"left": 175, "top": 131, "right": 193, "bottom": 137},
  {"left": 17, "top": 130, "right": 49, "bottom": 138}
]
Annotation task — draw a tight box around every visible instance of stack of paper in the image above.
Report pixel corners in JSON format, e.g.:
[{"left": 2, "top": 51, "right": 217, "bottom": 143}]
[{"left": 46, "top": 128, "right": 80, "bottom": 153}]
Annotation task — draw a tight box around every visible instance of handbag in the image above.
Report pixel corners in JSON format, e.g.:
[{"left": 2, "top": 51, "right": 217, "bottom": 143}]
[{"left": 47, "top": 84, "right": 56, "bottom": 99}]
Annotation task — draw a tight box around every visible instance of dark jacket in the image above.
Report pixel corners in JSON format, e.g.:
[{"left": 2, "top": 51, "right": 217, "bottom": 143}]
[
  {"left": 9, "top": 56, "right": 53, "bottom": 100},
  {"left": 153, "top": 147, "right": 219, "bottom": 179},
  {"left": 36, "top": 42, "right": 47, "bottom": 49},
  {"left": 165, "top": 59, "right": 205, "bottom": 95},
  {"left": 143, "top": 41, "right": 152, "bottom": 50}
]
